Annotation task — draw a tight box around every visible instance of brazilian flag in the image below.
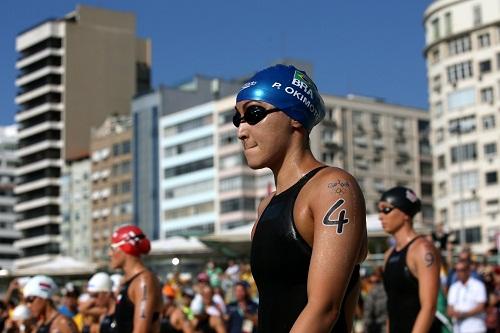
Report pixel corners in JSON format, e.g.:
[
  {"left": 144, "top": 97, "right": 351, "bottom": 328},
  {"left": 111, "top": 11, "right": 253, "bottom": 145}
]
[{"left": 294, "top": 70, "right": 314, "bottom": 88}]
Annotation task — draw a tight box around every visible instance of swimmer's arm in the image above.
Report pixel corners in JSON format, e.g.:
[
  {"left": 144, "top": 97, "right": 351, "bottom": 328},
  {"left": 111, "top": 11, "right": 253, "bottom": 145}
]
[
  {"left": 132, "top": 274, "right": 161, "bottom": 333},
  {"left": 410, "top": 240, "right": 440, "bottom": 333},
  {"left": 290, "top": 172, "right": 366, "bottom": 333}
]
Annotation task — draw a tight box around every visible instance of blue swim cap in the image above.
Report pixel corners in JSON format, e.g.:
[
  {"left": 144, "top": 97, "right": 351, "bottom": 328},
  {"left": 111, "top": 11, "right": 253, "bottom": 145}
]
[{"left": 236, "top": 64, "right": 325, "bottom": 131}]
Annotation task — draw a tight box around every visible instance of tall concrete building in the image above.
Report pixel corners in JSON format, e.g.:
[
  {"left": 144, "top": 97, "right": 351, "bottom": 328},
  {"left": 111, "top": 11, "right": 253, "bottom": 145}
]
[
  {"left": 60, "top": 158, "right": 92, "bottom": 262},
  {"left": 0, "top": 126, "right": 21, "bottom": 270},
  {"left": 90, "top": 115, "right": 133, "bottom": 264},
  {"left": 424, "top": 0, "right": 500, "bottom": 251},
  {"left": 14, "top": 5, "right": 151, "bottom": 267}
]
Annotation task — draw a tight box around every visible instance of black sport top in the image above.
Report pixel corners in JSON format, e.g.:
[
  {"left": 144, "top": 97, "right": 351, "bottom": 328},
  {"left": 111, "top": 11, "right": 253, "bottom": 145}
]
[
  {"left": 250, "top": 166, "right": 360, "bottom": 333},
  {"left": 383, "top": 236, "right": 441, "bottom": 333},
  {"left": 115, "top": 271, "right": 160, "bottom": 333}
]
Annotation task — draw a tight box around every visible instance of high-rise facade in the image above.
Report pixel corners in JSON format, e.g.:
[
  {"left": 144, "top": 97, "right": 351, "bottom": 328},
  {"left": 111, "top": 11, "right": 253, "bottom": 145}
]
[
  {"left": 424, "top": 0, "right": 500, "bottom": 251},
  {"left": 0, "top": 126, "right": 21, "bottom": 270},
  {"left": 90, "top": 116, "right": 133, "bottom": 264},
  {"left": 14, "top": 5, "right": 151, "bottom": 267},
  {"left": 60, "top": 158, "right": 92, "bottom": 262}
]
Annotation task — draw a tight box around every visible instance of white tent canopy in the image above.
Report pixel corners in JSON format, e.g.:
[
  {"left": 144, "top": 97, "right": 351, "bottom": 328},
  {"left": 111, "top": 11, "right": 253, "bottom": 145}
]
[
  {"left": 149, "top": 236, "right": 212, "bottom": 256},
  {"left": 13, "top": 256, "right": 97, "bottom": 276}
]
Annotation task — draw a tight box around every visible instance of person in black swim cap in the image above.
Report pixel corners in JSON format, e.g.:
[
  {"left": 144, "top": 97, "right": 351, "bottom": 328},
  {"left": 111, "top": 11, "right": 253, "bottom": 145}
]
[
  {"left": 235, "top": 64, "right": 367, "bottom": 333},
  {"left": 379, "top": 186, "right": 442, "bottom": 333}
]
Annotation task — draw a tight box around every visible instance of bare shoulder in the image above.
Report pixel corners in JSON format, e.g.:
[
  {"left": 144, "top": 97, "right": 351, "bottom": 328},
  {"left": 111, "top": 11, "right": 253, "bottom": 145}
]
[
  {"left": 409, "top": 236, "right": 440, "bottom": 268},
  {"left": 309, "top": 166, "right": 363, "bottom": 198}
]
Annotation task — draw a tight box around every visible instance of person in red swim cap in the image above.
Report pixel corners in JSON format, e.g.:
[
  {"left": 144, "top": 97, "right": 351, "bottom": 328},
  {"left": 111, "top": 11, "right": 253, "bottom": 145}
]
[{"left": 108, "top": 225, "right": 163, "bottom": 333}]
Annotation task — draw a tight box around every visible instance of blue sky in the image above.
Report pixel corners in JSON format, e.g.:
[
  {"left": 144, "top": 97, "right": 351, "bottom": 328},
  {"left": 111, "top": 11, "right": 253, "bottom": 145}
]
[{"left": 0, "top": 0, "right": 433, "bottom": 125}]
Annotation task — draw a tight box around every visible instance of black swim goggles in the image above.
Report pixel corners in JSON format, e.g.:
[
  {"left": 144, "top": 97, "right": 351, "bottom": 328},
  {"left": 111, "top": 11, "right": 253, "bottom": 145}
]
[
  {"left": 378, "top": 206, "right": 395, "bottom": 214},
  {"left": 233, "top": 105, "right": 280, "bottom": 127}
]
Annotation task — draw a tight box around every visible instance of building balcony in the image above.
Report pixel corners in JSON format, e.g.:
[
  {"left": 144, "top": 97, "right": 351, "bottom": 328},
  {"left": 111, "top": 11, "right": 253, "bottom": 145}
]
[
  {"left": 15, "top": 177, "right": 59, "bottom": 195},
  {"left": 14, "top": 196, "right": 59, "bottom": 213},
  {"left": 16, "top": 159, "right": 62, "bottom": 176},
  {"left": 13, "top": 234, "right": 61, "bottom": 249},
  {"left": 0, "top": 244, "right": 21, "bottom": 255},
  {"left": 15, "top": 84, "right": 63, "bottom": 105},
  {"left": 15, "top": 215, "right": 61, "bottom": 231},
  {"left": 16, "top": 140, "right": 62, "bottom": 158},
  {"left": 16, "top": 48, "right": 64, "bottom": 69},
  {"left": 16, "top": 66, "right": 63, "bottom": 87},
  {"left": 18, "top": 121, "right": 62, "bottom": 140},
  {"left": 16, "top": 102, "right": 62, "bottom": 122},
  {"left": 14, "top": 254, "right": 55, "bottom": 269}
]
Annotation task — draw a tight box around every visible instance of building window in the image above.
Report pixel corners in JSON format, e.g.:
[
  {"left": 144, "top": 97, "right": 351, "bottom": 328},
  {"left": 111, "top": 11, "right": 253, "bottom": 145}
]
[
  {"left": 452, "top": 170, "right": 479, "bottom": 192},
  {"left": 473, "top": 5, "right": 482, "bottom": 26},
  {"left": 484, "top": 142, "right": 497, "bottom": 157},
  {"left": 122, "top": 140, "right": 131, "bottom": 155},
  {"left": 453, "top": 199, "right": 480, "bottom": 220},
  {"left": 444, "top": 12, "right": 452, "bottom": 36},
  {"left": 421, "top": 183, "right": 433, "bottom": 196},
  {"left": 451, "top": 143, "right": 477, "bottom": 163},
  {"left": 479, "top": 60, "right": 492, "bottom": 75},
  {"left": 219, "top": 131, "right": 237, "bottom": 147},
  {"left": 465, "top": 227, "right": 481, "bottom": 244},
  {"left": 447, "top": 88, "right": 475, "bottom": 110},
  {"left": 483, "top": 115, "right": 496, "bottom": 130},
  {"left": 431, "top": 48, "right": 440, "bottom": 64},
  {"left": 220, "top": 197, "right": 256, "bottom": 213},
  {"left": 438, "top": 181, "right": 447, "bottom": 196},
  {"left": 218, "top": 110, "right": 233, "bottom": 125},
  {"left": 420, "top": 161, "right": 433, "bottom": 177},
  {"left": 435, "top": 128, "right": 445, "bottom": 143},
  {"left": 163, "top": 158, "right": 214, "bottom": 178},
  {"left": 432, "top": 75, "right": 441, "bottom": 94},
  {"left": 433, "top": 101, "right": 443, "bottom": 118},
  {"left": 449, "top": 115, "right": 476, "bottom": 134},
  {"left": 437, "top": 154, "right": 446, "bottom": 170},
  {"left": 447, "top": 61, "right": 473, "bottom": 84},
  {"left": 219, "top": 153, "right": 244, "bottom": 170},
  {"left": 431, "top": 18, "right": 440, "bottom": 40},
  {"left": 448, "top": 35, "right": 471, "bottom": 56},
  {"left": 439, "top": 208, "right": 448, "bottom": 223},
  {"left": 478, "top": 33, "right": 490, "bottom": 48},
  {"left": 480, "top": 87, "right": 494, "bottom": 104},
  {"left": 485, "top": 171, "right": 498, "bottom": 185}
]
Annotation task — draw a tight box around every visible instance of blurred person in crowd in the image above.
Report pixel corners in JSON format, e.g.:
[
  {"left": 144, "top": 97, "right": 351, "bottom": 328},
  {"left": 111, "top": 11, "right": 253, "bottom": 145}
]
[
  {"left": 0, "top": 301, "right": 9, "bottom": 332},
  {"left": 160, "top": 285, "right": 194, "bottom": 333},
  {"left": 180, "top": 288, "right": 195, "bottom": 324},
  {"left": 2, "top": 304, "right": 35, "bottom": 333},
  {"left": 431, "top": 223, "right": 450, "bottom": 255},
  {"left": 237, "top": 64, "right": 367, "bottom": 333},
  {"left": 224, "top": 281, "right": 257, "bottom": 333},
  {"left": 447, "top": 260, "right": 487, "bottom": 333},
  {"left": 191, "top": 273, "right": 226, "bottom": 318},
  {"left": 379, "top": 186, "right": 442, "bottom": 332},
  {"left": 23, "top": 275, "right": 78, "bottom": 333},
  {"left": 108, "top": 225, "right": 163, "bottom": 333},
  {"left": 485, "top": 292, "right": 498, "bottom": 333},
  {"left": 224, "top": 261, "right": 240, "bottom": 284},
  {"left": 110, "top": 274, "right": 123, "bottom": 298},
  {"left": 58, "top": 283, "right": 81, "bottom": 325},
  {"left": 362, "top": 267, "right": 387, "bottom": 333},
  {"left": 446, "top": 248, "right": 482, "bottom": 291},
  {"left": 193, "top": 285, "right": 226, "bottom": 333},
  {"left": 79, "top": 272, "right": 116, "bottom": 333}
]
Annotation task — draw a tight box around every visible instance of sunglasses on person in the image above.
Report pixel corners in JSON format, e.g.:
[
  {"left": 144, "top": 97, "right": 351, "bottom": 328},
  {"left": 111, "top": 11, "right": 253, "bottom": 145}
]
[
  {"left": 25, "top": 296, "right": 38, "bottom": 304},
  {"left": 378, "top": 206, "right": 395, "bottom": 214},
  {"left": 233, "top": 105, "right": 280, "bottom": 127}
]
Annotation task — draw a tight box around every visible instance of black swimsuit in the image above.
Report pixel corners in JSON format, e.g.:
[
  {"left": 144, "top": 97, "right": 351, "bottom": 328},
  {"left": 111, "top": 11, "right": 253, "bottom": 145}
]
[
  {"left": 36, "top": 314, "right": 59, "bottom": 333},
  {"left": 250, "top": 166, "right": 360, "bottom": 333},
  {"left": 115, "top": 271, "right": 160, "bottom": 333},
  {"left": 383, "top": 236, "right": 441, "bottom": 333}
]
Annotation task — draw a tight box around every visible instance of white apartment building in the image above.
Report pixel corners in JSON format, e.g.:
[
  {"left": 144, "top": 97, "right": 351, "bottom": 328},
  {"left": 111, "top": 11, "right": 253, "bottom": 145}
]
[
  {"left": 60, "top": 158, "right": 92, "bottom": 262},
  {"left": 13, "top": 5, "right": 150, "bottom": 267},
  {"left": 424, "top": 0, "right": 500, "bottom": 251},
  {"left": 0, "top": 126, "right": 21, "bottom": 270},
  {"left": 160, "top": 103, "right": 217, "bottom": 237}
]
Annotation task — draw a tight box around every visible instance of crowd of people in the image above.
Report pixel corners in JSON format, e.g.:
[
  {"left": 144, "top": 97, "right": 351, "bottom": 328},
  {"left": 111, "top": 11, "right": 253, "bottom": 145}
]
[{"left": 0, "top": 259, "right": 261, "bottom": 333}]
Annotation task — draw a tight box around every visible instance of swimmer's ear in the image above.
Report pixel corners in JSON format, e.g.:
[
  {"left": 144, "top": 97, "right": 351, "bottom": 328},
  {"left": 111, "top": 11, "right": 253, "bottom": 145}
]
[{"left": 290, "top": 119, "right": 303, "bottom": 129}]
